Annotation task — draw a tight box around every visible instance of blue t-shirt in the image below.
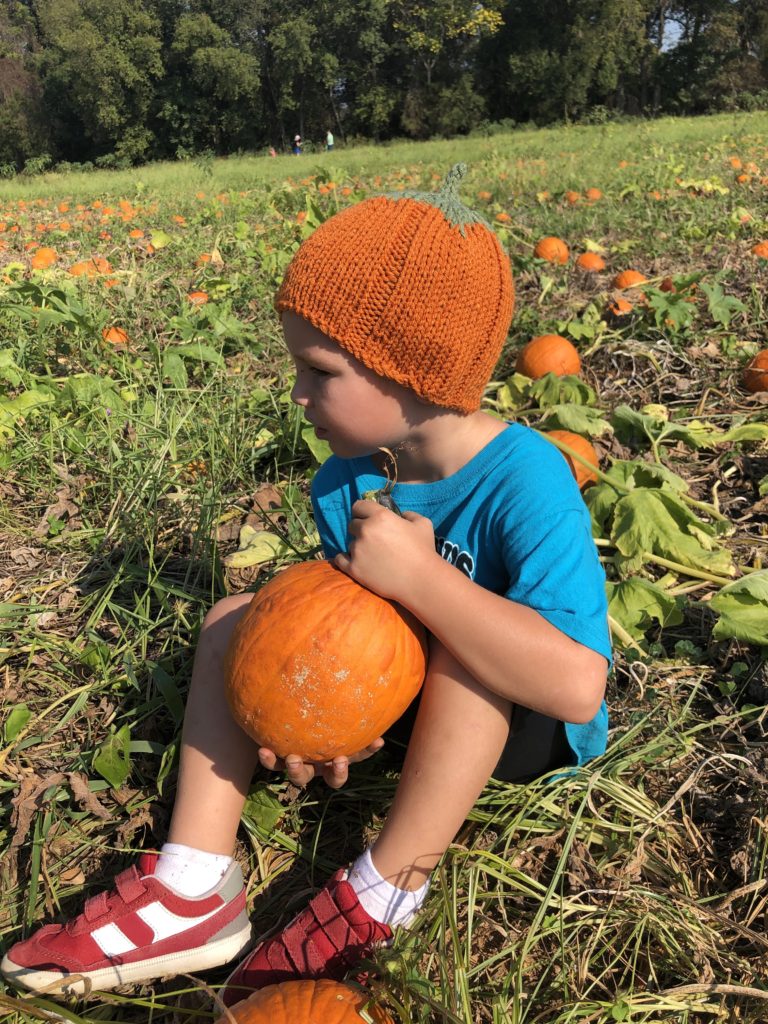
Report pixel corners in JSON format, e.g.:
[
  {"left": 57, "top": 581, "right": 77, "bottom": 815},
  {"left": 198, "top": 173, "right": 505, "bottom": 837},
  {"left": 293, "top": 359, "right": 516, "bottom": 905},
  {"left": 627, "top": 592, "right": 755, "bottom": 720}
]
[{"left": 310, "top": 422, "right": 612, "bottom": 766}]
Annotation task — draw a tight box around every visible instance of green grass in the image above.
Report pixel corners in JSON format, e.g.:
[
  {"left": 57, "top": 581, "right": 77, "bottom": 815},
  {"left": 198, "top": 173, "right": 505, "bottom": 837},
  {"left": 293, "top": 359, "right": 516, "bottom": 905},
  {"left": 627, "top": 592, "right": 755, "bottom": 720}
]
[
  {"left": 1, "top": 112, "right": 767, "bottom": 1023},
  {"left": 0, "top": 110, "right": 765, "bottom": 201}
]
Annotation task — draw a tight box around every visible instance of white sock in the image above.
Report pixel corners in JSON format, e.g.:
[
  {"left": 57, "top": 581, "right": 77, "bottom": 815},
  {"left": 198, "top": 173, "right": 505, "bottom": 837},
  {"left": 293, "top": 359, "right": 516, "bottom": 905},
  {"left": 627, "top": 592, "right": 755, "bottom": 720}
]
[
  {"left": 154, "top": 843, "right": 233, "bottom": 897},
  {"left": 347, "top": 847, "right": 430, "bottom": 928}
]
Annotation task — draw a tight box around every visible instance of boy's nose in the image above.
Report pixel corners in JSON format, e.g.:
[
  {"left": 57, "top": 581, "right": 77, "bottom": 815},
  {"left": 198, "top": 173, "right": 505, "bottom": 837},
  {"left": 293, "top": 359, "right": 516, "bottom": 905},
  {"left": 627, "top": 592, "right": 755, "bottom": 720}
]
[{"left": 290, "top": 381, "right": 309, "bottom": 406}]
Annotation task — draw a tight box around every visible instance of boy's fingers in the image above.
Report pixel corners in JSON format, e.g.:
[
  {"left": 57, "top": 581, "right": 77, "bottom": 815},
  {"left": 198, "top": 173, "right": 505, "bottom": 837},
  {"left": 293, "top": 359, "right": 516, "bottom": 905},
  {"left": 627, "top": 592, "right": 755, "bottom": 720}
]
[
  {"left": 258, "top": 747, "right": 281, "bottom": 771},
  {"left": 323, "top": 759, "right": 349, "bottom": 789},
  {"left": 285, "top": 756, "right": 314, "bottom": 787}
]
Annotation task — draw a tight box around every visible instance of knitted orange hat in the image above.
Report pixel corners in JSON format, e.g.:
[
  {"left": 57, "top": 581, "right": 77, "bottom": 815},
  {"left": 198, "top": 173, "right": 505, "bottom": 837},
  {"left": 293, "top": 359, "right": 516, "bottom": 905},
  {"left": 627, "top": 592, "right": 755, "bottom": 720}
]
[{"left": 275, "top": 164, "right": 514, "bottom": 413}]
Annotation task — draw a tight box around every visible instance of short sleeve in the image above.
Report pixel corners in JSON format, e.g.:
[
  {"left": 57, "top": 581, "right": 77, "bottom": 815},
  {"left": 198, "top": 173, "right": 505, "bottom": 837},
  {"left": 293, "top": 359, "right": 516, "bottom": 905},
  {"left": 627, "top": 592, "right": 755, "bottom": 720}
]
[
  {"left": 502, "top": 505, "right": 612, "bottom": 665},
  {"left": 310, "top": 458, "right": 354, "bottom": 560}
]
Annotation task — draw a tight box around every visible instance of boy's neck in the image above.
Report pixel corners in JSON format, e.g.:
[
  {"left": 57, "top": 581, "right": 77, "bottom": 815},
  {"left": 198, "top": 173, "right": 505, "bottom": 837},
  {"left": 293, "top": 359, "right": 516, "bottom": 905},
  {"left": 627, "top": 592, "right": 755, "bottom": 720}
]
[{"left": 375, "top": 412, "right": 508, "bottom": 484}]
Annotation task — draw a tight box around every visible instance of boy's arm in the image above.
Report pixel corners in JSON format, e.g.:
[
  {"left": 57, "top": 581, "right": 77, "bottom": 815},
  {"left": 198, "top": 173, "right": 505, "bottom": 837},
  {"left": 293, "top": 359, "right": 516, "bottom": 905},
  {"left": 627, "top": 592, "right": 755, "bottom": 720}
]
[{"left": 334, "top": 502, "right": 608, "bottom": 725}]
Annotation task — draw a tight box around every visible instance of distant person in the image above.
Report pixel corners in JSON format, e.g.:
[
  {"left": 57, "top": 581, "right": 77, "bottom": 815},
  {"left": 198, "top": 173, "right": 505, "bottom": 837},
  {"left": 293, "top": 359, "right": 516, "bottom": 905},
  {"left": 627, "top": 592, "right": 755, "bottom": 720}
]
[
  {"left": 292, "top": 135, "right": 302, "bottom": 156},
  {"left": 326, "top": 129, "right": 334, "bottom": 152},
  {"left": 269, "top": 147, "right": 277, "bottom": 158}
]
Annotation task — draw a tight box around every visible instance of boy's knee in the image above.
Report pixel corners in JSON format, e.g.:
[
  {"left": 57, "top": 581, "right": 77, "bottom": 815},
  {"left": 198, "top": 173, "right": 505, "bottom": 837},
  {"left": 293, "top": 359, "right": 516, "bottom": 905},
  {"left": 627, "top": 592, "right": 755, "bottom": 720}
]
[{"left": 198, "top": 593, "right": 254, "bottom": 658}]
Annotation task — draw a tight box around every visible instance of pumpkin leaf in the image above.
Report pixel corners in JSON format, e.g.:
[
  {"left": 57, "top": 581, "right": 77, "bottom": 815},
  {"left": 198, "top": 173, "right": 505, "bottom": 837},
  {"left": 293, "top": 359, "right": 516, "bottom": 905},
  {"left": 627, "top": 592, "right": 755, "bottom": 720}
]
[
  {"left": 720, "top": 422, "right": 768, "bottom": 444},
  {"left": 149, "top": 229, "right": 174, "bottom": 250},
  {"left": 709, "top": 572, "right": 768, "bottom": 646},
  {"left": 92, "top": 724, "right": 132, "bottom": 789},
  {"left": 3, "top": 703, "right": 32, "bottom": 743},
  {"left": 539, "top": 404, "right": 613, "bottom": 437},
  {"left": 0, "top": 388, "right": 55, "bottom": 438},
  {"left": 301, "top": 423, "right": 332, "bottom": 463},
  {"left": 529, "top": 374, "right": 597, "bottom": 408},
  {"left": 242, "top": 782, "right": 286, "bottom": 832},
  {"left": 223, "top": 524, "right": 292, "bottom": 567},
  {"left": 607, "top": 578, "right": 684, "bottom": 643},
  {"left": 611, "top": 488, "right": 734, "bottom": 577},
  {"left": 646, "top": 288, "right": 698, "bottom": 330},
  {"left": 699, "top": 281, "right": 746, "bottom": 327},
  {"left": 496, "top": 373, "right": 532, "bottom": 412}
]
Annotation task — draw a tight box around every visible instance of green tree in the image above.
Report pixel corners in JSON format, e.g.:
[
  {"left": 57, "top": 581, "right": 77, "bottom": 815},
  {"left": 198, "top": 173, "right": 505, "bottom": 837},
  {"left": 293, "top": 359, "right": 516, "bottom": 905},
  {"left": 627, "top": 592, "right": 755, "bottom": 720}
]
[
  {"left": 480, "top": 0, "right": 658, "bottom": 124},
  {"left": 390, "top": 0, "right": 504, "bottom": 137},
  {"left": 158, "top": 12, "right": 261, "bottom": 156},
  {"left": 0, "top": 2, "right": 49, "bottom": 167},
  {"left": 35, "top": 0, "right": 163, "bottom": 163}
]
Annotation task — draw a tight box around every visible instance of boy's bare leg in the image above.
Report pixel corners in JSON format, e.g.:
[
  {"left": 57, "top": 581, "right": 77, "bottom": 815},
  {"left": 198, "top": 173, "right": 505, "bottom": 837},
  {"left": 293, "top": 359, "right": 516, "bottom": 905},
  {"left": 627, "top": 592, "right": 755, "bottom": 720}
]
[
  {"left": 370, "top": 639, "right": 513, "bottom": 890},
  {"left": 167, "top": 593, "right": 258, "bottom": 855}
]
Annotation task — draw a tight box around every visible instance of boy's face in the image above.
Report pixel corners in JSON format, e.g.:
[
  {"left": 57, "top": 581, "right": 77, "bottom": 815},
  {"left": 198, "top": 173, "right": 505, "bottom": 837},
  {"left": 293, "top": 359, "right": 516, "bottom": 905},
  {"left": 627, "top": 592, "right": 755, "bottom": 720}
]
[{"left": 282, "top": 312, "right": 421, "bottom": 459}]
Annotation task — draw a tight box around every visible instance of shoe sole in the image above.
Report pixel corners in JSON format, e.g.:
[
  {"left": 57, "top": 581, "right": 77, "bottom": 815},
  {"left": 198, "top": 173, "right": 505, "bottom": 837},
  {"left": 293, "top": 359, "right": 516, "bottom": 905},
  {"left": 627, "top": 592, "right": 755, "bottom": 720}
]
[{"left": 1, "top": 920, "right": 253, "bottom": 997}]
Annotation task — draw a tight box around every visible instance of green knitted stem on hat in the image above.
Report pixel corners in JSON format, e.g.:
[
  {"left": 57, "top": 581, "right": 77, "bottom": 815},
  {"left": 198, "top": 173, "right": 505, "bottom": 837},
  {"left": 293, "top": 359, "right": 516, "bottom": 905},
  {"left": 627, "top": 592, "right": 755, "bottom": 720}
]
[{"left": 385, "top": 163, "right": 490, "bottom": 237}]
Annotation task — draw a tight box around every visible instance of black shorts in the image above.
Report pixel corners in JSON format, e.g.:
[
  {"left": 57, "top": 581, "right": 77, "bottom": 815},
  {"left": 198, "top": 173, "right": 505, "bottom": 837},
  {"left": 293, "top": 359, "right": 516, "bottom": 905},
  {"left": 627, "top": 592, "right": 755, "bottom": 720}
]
[{"left": 384, "top": 696, "right": 573, "bottom": 784}]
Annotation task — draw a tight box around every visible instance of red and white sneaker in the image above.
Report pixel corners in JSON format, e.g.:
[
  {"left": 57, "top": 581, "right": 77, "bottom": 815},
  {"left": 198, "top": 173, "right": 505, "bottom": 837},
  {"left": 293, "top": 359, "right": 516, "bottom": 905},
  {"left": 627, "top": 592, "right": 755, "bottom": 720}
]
[
  {"left": 221, "top": 869, "right": 392, "bottom": 1007},
  {"left": 1, "top": 853, "right": 251, "bottom": 997}
]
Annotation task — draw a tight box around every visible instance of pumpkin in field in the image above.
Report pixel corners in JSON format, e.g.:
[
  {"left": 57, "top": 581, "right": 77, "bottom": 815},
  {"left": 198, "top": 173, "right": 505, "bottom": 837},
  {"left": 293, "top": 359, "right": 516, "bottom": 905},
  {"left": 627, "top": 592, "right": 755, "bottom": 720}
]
[
  {"left": 225, "top": 561, "right": 427, "bottom": 761},
  {"left": 516, "top": 334, "right": 581, "bottom": 379},
  {"left": 543, "top": 430, "right": 600, "bottom": 489},
  {"left": 30, "top": 246, "right": 57, "bottom": 270},
  {"left": 612, "top": 269, "right": 647, "bottom": 291},
  {"left": 751, "top": 241, "right": 768, "bottom": 259},
  {"left": 533, "top": 236, "right": 569, "bottom": 264},
  {"left": 575, "top": 252, "right": 605, "bottom": 273},
  {"left": 605, "top": 296, "right": 634, "bottom": 321},
  {"left": 742, "top": 350, "right": 768, "bottom": 393},
  {"left": 215, "top": 980, "right": 393, "bottom": 1024}
]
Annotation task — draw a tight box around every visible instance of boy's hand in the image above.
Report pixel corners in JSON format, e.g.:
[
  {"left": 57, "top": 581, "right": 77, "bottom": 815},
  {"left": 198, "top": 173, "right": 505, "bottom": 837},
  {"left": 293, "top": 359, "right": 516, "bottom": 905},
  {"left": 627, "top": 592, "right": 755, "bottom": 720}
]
[
  {"left": 334, "top": 500, "right": 437, "bottom": 602},
  {"left": 257, "top": 738, "right": 385, "bottom": 790}
]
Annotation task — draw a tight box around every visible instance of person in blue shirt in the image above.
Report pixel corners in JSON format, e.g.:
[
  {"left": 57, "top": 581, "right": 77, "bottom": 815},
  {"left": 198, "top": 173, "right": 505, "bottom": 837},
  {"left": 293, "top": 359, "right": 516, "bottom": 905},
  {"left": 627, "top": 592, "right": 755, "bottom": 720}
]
[{"left": 2, "top": 166, "right": 610, "bottom": 1005}]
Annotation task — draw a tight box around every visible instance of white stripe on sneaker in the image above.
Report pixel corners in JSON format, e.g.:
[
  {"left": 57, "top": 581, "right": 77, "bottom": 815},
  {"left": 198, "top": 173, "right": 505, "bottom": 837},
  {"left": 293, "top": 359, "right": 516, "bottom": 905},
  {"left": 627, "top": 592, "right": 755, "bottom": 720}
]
[
  {"left": 90, "top": 901, "right": 224, "bottom": 959},
  {"left": 91, "top": 923, "right": 137, "bottom": 957},
  {"left": 137, "top": 901, "right": 223, "bottom": 942}
]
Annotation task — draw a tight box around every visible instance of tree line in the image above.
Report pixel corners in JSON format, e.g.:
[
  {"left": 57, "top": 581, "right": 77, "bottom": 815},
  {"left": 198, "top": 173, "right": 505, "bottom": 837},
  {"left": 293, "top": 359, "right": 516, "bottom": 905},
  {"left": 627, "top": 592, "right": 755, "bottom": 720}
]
[{"left": 0, "top": 0, "right": 766, "bottom": 172}]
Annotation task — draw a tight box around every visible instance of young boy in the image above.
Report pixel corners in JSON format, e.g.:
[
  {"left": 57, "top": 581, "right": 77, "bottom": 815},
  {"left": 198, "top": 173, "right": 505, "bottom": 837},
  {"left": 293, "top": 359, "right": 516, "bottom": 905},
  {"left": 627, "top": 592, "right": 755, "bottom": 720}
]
[{"left": 1, "top": 166, "right": 611, "bottom": 1006}]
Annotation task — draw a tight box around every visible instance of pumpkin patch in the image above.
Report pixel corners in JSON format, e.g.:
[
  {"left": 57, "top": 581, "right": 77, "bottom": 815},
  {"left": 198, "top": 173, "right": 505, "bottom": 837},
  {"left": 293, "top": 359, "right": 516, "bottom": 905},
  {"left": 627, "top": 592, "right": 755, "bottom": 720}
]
[{"left": 1, "top": 115, "right": 768, "bottom": 1024}]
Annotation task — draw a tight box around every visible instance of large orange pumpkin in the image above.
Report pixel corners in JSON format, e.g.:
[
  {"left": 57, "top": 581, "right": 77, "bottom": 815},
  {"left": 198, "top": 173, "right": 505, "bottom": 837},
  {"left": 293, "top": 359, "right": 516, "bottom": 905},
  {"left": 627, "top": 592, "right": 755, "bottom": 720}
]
[
  {"left": 743, "top": 349, "right": 768, "bottom": 393},
  {"left": 225, "top": 561, "right": 427, "bottom": 761},
  {"left": 533, "top": 236, "right": 569, "bottom": 264},
  {"left": 543, "top": 430, "right": 600, "bottom": 489},
  {"left": 215, "top": 980, "right": 393, "bottom": 1024},
  {"left": 516, "top": 334, "right": 581, "bottom": 378}
]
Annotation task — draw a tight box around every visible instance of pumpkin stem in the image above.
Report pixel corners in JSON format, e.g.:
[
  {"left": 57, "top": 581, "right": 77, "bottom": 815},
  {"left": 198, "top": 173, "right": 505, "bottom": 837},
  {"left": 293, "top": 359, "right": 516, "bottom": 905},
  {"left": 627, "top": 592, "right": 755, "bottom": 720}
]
[{"left": 384, "top": 162, "right": 489, "bottom": 236}]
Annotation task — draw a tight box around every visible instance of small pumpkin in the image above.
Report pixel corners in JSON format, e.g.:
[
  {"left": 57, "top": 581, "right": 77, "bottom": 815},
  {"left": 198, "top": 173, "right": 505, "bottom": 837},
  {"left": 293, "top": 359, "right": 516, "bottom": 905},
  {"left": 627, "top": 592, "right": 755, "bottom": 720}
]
[
  {"left": 516, "top": 334, "right": 580, "bottom": 379},
  {"left": 102, "top": 326, "right": 129, "bottom": 345},
  {"left": 533, "top": 236, "right": 569, "bottom": 265},
  {"left": 743, "top": 349, "right": 768, "bottom": 393},
  {"left": 543, "top": 430, "right": 599, "bottom": 489},
  {"left": 612, "top": 269, "right": 647, "bottom": 291},
  {"left": 750, "top": 241, "right": 768, "bottom": 259},
  {"left": 215, "top": 980, "right": 393, "bottom": 1024},
  {"left": 575, "top": 252, "right": 605, "bottom": 273},
  {"left": 30, "top": 246, "right": 57, "bottom": 270},
  {"left": 225, "top": 561, "right": 427, "bottom": 761},
  {"left": 606, "top": 296, "right": 634, "bottom": 320}
]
